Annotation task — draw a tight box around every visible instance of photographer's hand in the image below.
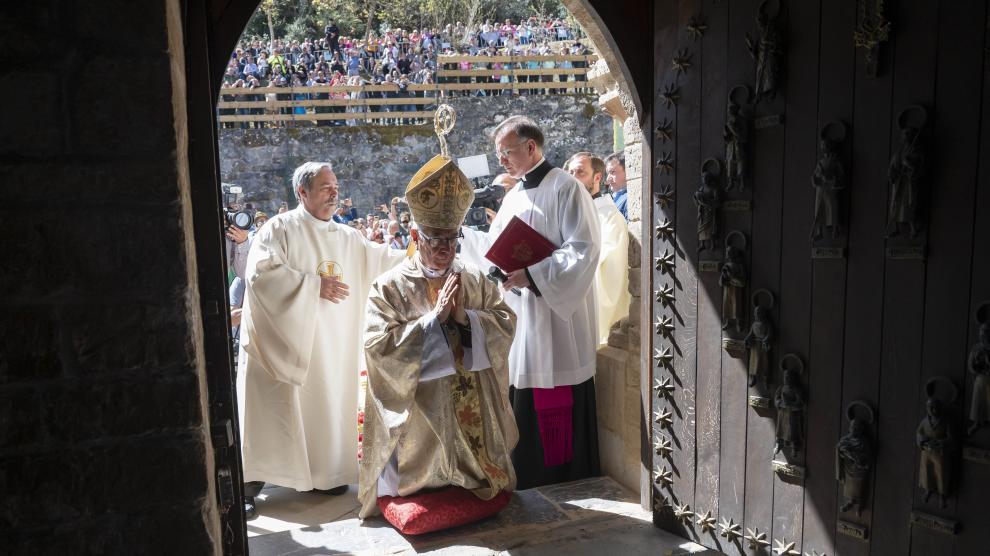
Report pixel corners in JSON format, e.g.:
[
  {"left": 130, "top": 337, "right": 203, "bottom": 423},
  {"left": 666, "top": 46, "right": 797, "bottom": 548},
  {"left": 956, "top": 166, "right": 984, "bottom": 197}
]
[
  {"left": 226, "top": 227, "right": 249, "bottom": 244},
  {"left": 230, "top": 307, "right": 243, "bottom": 327}
]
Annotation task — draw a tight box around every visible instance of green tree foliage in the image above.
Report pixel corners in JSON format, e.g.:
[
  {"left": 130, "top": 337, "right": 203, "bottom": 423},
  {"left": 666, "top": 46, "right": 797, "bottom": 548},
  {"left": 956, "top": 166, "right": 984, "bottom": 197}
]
[{"left": 239, "top": 0, "right": 574, "bottom": 44}]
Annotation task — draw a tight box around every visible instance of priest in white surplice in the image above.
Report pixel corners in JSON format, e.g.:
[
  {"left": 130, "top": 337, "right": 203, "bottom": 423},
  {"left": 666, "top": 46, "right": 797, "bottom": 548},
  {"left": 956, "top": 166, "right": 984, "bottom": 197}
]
[
  {"left": 236, "top": 162, "right": 406, "bottom": 518},
  {"left": 460, "top": 115, "right": 602, "bottom": 489},
  {"left": 565, "top": 152, "right": 630, "bottom": 346}
]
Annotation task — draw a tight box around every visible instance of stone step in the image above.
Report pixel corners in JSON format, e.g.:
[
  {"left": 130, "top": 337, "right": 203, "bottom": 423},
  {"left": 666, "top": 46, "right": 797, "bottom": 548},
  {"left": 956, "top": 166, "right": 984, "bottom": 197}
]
[{"left": 248, "top": 477, "right": 713, "bottom": 555}]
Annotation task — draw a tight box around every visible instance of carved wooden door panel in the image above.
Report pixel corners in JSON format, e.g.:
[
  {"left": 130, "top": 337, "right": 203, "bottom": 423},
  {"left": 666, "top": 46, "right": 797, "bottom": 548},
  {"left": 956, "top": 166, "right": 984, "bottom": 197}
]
[{"left": 648, "top": 1, "right": 990, "bottom": 555}]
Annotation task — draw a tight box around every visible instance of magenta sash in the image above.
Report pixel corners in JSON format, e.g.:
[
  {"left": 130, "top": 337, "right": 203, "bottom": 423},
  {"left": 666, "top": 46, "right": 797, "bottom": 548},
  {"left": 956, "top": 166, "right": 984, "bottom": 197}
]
[{"left": 532, "top": 385, "right": 574, "bottom": 467}]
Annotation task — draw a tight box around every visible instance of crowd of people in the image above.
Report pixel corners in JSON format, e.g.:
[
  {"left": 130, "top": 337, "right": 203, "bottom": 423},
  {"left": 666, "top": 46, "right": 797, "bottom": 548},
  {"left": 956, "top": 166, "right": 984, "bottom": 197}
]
[
  {"left": 328, "top": 196, "right": 415, "bottom": 247},
  {"left": 218, "top": 17, "right": 593, "bottom": 127}
]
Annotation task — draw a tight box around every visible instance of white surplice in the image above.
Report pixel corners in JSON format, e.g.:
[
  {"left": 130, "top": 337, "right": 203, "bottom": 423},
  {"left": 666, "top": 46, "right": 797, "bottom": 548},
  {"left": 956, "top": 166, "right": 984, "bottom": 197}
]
[
  {"left": 593, "top": 194, "right": 630, "bottom": 346},
  {"left": 237, "top": 205, "right": 406, "bottom": 491},
  {"left": 461, "top": 164, "right": 600, "bottom": 389}
]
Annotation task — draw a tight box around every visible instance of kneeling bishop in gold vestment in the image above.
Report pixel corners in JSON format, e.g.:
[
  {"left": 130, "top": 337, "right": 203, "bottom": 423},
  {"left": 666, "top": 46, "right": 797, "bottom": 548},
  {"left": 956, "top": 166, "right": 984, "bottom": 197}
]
[{"left": 357, "top": 153, "right": 519, "bottom": 518}]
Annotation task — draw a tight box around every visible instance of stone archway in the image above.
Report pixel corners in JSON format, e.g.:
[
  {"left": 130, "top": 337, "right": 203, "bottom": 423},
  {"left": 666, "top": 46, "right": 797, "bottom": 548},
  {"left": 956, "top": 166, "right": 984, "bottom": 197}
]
[
  {"left": 0, "top": 1, "right": 654, "bottom": 555},
  {"left": 561, "top": 0, "right": 652, "bottom": 508},
  {"left": 199, "top": 0, "right": 656, "bottom": 548}
]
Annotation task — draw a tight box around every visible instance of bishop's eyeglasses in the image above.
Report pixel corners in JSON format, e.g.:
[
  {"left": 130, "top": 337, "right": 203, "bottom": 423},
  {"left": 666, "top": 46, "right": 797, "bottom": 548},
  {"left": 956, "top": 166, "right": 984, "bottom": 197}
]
[{"left": 418, "top": 229, "right": 464, "bottom": 249}]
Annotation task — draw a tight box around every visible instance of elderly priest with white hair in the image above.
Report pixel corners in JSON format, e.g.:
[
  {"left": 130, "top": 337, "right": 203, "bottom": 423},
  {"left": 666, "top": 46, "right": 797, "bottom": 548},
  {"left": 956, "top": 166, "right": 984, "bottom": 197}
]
[{"left": 237, "top": 161, "right": 406, "bottom": 518}]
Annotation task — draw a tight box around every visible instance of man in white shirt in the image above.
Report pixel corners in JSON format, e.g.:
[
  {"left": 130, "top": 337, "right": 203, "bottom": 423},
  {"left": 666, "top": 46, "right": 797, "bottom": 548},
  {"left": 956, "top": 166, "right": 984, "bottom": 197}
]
[{"left": 461, "top": 115, "right": 601, "bottom": 489}]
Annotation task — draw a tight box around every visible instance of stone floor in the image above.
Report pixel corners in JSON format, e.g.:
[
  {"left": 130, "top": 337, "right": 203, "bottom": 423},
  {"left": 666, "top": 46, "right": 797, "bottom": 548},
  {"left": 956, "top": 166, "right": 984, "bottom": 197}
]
[{"left": 247, "top": 477, "right": 721, "bottom": 555}]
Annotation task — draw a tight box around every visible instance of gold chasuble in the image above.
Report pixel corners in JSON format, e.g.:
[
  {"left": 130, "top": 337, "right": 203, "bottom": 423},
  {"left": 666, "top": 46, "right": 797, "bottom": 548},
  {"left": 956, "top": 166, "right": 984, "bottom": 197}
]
[
  {"left": 358, "top": 104, "right": 518, "bottom": 518},
  {"left": 358, "top": 258, "right": 519, "bottom": 518}
]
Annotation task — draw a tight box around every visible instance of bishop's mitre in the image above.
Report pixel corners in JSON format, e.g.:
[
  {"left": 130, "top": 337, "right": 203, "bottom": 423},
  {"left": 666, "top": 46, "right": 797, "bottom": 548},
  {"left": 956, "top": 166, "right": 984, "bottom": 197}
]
[{"left": 404, "top": 154, "right": 475, "bottom": 230}]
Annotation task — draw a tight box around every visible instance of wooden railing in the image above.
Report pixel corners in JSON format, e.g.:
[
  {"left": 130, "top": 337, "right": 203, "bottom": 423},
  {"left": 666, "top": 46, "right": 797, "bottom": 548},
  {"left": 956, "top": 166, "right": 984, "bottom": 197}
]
[{"left": 216, "top": 54, "right": 597, "bottom": 126}]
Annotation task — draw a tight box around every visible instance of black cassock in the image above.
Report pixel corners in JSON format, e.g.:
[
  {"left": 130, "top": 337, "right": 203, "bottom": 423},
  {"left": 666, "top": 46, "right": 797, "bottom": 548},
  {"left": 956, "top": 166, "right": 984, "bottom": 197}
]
[{"left": 509, "top": 377, "right": 601, "bottom": 490}]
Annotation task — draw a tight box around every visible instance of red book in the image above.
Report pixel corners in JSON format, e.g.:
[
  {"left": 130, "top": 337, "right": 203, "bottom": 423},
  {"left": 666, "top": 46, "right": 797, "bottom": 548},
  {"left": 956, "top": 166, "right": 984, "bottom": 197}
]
[{"left": 485, "top": 216, "right": 558, "bottom": 273}]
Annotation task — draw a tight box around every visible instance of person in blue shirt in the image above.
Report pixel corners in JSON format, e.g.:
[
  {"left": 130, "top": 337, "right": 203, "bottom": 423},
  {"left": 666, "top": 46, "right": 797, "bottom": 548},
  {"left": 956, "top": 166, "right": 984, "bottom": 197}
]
[
  {"left": 346, "top": 50, "right": 362, "bottom": 77},
  {"left": 332, "top": 198, "right": 359, "bottom": 223},
  {"left": 605, "top": 152, "right": 628, "bottom": 221}
]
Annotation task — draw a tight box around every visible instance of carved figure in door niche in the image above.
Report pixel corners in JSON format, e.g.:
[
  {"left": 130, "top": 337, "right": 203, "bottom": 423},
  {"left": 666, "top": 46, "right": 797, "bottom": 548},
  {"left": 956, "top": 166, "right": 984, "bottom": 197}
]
[
  {"left": 745, "top": 0, "right": 785, "bottom": 103},
  {"left": 836, "top": 402, "right": 875, "bottom": 516},
  {"left": 917, "top": 377, "right": 958, "bottom": 509},
  {"left": 886, "top": 106, "right": 928, "bottom": 238},
  {"left": 967, "top": 304, "right": 990, "bottom": 435},
  {"left": 744, "top": 289, "right": 775, "bottom": 387},
  {"left": 720, "top": 231, "right": 748, "bottom": 333},
  {"left": 724, "top": 85, "right": 752, "bottom": 192},
  {"left": 694, "top": 158, "right": 723, "bottom": 252},
  {"left": 774, "top": 354, "right": 805, "bottom": 459},
  {"left": 810, "top": 121, "right": 848, "bottom": 242}
]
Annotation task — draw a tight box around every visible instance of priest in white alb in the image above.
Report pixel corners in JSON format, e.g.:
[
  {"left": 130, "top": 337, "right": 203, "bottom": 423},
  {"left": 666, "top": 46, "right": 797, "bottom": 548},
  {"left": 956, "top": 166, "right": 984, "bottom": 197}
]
[
  {"left": 460, "top": 115, "right": 602, "bottom": 489},
  {"left": 236, "top": 162, "right": 406, "bottom": 518},
  {"left": 358, "top": 147, "right": 519, "bottom": 524},
  {"left": 565, "top": 151, "right": 630, "bottom": 346}
]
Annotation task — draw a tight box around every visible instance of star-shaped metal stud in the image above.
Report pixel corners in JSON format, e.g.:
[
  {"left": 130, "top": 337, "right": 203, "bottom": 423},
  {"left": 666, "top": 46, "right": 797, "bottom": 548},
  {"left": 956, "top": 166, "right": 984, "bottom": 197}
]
[
  {"left": 655, "top": 218, "right": 674, "bottom": 240},
  {"left": 745, "top": 528, "right": 770, "bottom": 550},
  {"left": 804, "top": 551, "right": 827, "bottom": 556},
  {"left": 654, "top": 345, "right": 674, "bottom": 368},
  {"left": 654, "top": 118, "right": 674, "bottom": 142},
  {"left": 655, "top": 376, "right": 675, "bottom": 398},
  {"left": 673, "top": 503, "right": 694, "bottom": 523},
  {"left": 660, "top": 83, "right": 680, "bottom": 108},
  {"left": 655, "top": 185, "right": 675, "bottom": 208},
  {"left": 696, "top": 509, "right": 716, "bottom": 533},
  {"left": 672, "top": 48, "right": 692, "bottom": 74},
  {"left": 719, "top": 517, "right": 742, "bottom": 541},
  {"left": 686, "top": 16, "right": 708, "bottom": 41},
  {"left": 654, "top": 466, "right": 674, "bottom": 488},
  {"left": 655, "top": 284, "right": 675, "bottom": 306},
  {"left": 656, "top": 151, "right": 675, "bottom": 175},
  {"left": 774, "top": 538, "right": 800, "bottom": 555},
  {"left": 653, "top": 495, "right": 672, "bottom": 512},
  {"left": 654, "top": 314, "right": 675, "bottom": 337},
  {"left": 655, "top": 249, "right": 675, "bottom": 274},
  {"left": 654, "top": 435, "right": 673, "bottom": 458},
  {"left": 655, "top": 406, "right": 674, "bottom": 428}
]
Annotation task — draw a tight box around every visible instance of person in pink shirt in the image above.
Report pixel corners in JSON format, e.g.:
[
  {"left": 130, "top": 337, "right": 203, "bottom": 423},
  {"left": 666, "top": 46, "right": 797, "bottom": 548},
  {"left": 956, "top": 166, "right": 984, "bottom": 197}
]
[{"left": 459, "top": 57, "right": 472, "bottom": 95}]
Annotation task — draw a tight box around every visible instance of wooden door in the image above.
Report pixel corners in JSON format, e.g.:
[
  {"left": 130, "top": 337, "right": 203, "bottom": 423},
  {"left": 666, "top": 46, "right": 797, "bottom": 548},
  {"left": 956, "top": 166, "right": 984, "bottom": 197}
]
[{"left": 648, "top": 1, "right": 990, "bottom": 554}]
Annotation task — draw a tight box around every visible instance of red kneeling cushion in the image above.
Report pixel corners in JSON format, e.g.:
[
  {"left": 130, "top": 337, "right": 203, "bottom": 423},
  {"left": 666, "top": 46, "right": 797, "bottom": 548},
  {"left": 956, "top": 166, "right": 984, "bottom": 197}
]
[{"left": 377, "top": 488, "right": 512, "bottom": 535}]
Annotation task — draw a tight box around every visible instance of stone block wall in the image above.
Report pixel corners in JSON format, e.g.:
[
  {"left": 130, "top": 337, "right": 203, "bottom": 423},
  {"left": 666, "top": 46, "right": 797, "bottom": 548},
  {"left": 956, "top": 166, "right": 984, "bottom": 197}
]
[
  {"left": 0, "top": 0, "right": 219, "bottom": 553},
  {"left": 218, "top": 94, "right": 613, "bottom": 216},
  {"left": 594, "top": 95, "right": 647, "bottom": 495}
]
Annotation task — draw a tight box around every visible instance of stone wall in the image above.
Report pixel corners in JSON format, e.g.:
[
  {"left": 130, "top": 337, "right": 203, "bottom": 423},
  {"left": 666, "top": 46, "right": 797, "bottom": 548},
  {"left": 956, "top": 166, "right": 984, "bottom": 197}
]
[
  {"left": 595, "top": 113, "right": 647, "bottom": 495},
  {"left": 218, "top": 94, "right": 613, "bottom": 216},
  {"left": 584, "top": 59, "right": 648, "bottom": 496},
  {"left": 0, "top": 0, "right": 220, "bottom": 553}
]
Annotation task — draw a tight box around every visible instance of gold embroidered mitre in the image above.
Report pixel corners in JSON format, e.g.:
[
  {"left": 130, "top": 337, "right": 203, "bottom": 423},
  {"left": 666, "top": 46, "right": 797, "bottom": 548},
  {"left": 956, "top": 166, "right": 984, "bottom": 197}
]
[
  {"left": 405, "top": 155, "right": 474, "bottom": 229},
  {"left": 404, "top": 104, "right": 474, "bottom": 230}
]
